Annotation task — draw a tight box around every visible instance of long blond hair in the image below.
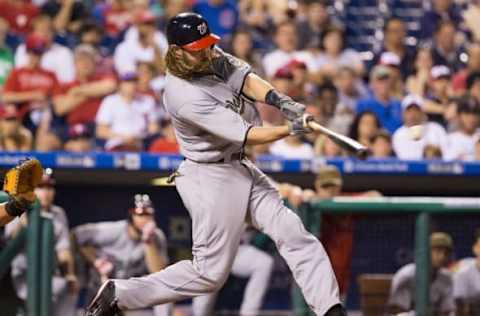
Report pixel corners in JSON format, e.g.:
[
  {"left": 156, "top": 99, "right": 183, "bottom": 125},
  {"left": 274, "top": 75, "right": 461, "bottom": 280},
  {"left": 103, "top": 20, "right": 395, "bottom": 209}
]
[{"left": 165, "top": 46, "right": 212, "bottom": 80}]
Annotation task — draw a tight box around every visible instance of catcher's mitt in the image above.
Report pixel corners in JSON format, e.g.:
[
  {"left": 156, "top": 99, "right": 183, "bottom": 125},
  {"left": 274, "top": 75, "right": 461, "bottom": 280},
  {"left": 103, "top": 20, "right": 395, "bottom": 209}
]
[{"left": 3, "top": 158, "right": 43, "bottom": 217}]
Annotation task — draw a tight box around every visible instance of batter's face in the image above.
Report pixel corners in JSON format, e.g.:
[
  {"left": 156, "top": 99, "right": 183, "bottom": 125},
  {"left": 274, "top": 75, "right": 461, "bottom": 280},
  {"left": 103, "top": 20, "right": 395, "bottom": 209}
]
[{"left": 178, "top": 46, "right": 213, "bottom": 65}]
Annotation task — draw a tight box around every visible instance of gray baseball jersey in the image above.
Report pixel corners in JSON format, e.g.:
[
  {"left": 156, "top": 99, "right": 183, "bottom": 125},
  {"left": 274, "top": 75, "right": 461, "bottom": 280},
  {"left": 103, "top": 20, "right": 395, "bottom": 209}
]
[
  {"left": 388, "top": 263, "right": 455, "bottom": 314},
  {"left": 5, "top": 205, "right": 76, "bottom": 316},
  {"left": 112, "top": 54, "right": 340, "bottom": 316},
  {"left": 73, "top": 220, "right": 168, "bottom": 279},
  {"left": 453, "top": 260, "right": 480, "bottom": 313}
]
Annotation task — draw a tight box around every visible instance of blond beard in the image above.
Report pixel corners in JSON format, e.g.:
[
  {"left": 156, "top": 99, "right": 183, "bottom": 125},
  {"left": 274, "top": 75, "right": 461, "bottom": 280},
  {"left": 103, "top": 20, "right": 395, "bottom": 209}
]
[{"left": 165, "top": 46, "right": 213, "bottom": 80}]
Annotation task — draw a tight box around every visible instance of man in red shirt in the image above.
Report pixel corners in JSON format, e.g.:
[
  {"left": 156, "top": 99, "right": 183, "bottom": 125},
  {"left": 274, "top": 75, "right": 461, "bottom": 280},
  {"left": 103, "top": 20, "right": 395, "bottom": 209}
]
[
  {"left": 53, "top": 44, "right": 117, "bottom": 135},
  {"left": 314, "top": 165, "right": 381, "bottom": 301},
  {"left": 0, "top": 0, "right": 39, "bottom": 35},
  {"left": 3, "top": 34, "right": 60, "bottom": 150}
]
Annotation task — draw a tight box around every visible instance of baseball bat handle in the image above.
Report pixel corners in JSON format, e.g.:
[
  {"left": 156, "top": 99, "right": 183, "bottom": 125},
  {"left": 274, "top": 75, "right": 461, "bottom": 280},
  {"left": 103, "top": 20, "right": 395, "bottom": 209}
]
[{"left": 307, "top": 118, "right": 370, "bottom": 159}]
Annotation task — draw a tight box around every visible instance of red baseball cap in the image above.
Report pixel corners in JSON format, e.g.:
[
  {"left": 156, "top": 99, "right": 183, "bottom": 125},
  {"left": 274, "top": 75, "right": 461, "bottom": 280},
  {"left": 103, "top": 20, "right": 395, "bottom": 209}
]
[
  {"left": 135, "top": 10, "right": 156, "bottom": 24},
  {"left": 25, "top": 34, "right": 49, "bottom": 55}
]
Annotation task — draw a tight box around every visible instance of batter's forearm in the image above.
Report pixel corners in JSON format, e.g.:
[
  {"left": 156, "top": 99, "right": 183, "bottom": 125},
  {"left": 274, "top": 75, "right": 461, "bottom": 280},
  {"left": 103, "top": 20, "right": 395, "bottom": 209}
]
[
  {"left": 245, "top": 126, "right": 290, "bottom": 145},
  {"left": 242, "top": 73, "right": 274, "bottom": 102}
]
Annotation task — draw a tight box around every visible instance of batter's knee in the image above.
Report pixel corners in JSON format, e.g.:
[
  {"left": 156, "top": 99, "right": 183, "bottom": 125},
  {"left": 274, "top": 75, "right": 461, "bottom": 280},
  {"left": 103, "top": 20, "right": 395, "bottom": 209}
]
[
  {"left": 200, "top": 273, "right": 228, "bottom": 293},
  {"left": 276, "top": 208, "right": 314, "bottom": 246}
]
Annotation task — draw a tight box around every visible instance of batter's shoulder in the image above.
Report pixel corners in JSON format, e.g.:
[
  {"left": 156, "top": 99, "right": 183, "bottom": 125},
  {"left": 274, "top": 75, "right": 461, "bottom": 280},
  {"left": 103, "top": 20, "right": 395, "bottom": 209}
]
[{"left": 164, "top": 73, "right": 211, "bottom": 112}]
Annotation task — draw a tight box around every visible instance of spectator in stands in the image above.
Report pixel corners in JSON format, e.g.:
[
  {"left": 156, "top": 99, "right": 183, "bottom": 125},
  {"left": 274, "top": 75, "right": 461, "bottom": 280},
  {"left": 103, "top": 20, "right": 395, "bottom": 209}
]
[
  {"left": 393, "top": 95, "right": 447, "bottom": 160},
  {"left": 0, "top": 17, "right": 13, "bottom": 91},
  {"left": 5, "top": 170, "right": 78, "bottom": 316},
  {"left": 296, "top": 0, "right": 337, "bottom": 50},
  {"left": 476, "top": 138, "right": 480, "bottom": 161},
  {"left": 53, "top": 45, "right": 117, "bottom": 135},
  {"left": 193, "top": 0, "right": 239, "bottom": 39},
  {"left": 96, "top": 72, "right": 159, "bottom": 151},
  {"left": 313, "top": 165, "right": 381, "bottom": 300},
  {"left": 424, "top": 65, "right": 455, "bottom": 127},
  {"left": 77, "top": 21, "right": 115, "bottom": 74},
  {"left": 314, "top": 135, "right": 343, "bottom": 158},
  {"left": 431, "top": 21, "right": 464, "bottom": 72},
  {"left": 262, "top": 21, "right": 301, "bottom": 78},
  {"left": 0, "top": 0, "right": 39, "bottom": 35},
  {"left": 420, "top": 0, "right": 462, "bottom": 40},
  {"left": 378, "top": 51, "right": 404, "bottom": 99},
  {"left": 424, "top": 144, "right": 443, "bottom": 159},
  {"left": 373, "top": 17, "right": 415, "bottom": 79},
  {"left": 356, "top": 65, "right": 402, "bottom": 134},
  {"left": 14, "top": 15, "right": 75, "bottom": 83},
  {"left": 454, "top": 228, "right": 480, "bottom": 316},
  {"left": 445, "top": 96, "right": 480, "bottom": 160},
  {"left": 467, "top": 72, "right": 480, "bottom": 104},
  {"left": 370, "top": 129, "right": 394, "bottom": 159},
  {"left": 41, "top": 0, "right": 88, "bottom": 34},
  {"left": 388, "top": 232, "right": 455, "bottom": 315},
  {"left": 406, "top": 48, "right": 434, "bottom": 96},
  {"left": 312, "top": 26, "right": 364, "bottom": 79},
  {"left": 452, "top": 44, "right": 480, "bottom": 96},
  {"left": 463, "top": 0, "right": 480, "bottom": 42},
  {"left": 3, "top": 34, "right": 60, "bottom": 150},
  {"left": 334, "top": 66, "right": 368, "bottom": 112},
  {"left": 114, "top": 10, "right": 166, "bottom": 76},
  {"left": 348, "top": 111, "right": 381, "bottom": 148},
  {"left": 94, "top": 0, "right": 133, "bottom": 39},
  {"left": 63, "top": 123, "right": 93, "bottom": 153},
  {"left": 307, "top": 81, "right": 353, "bottom": 136},
  {"left": 229, "top": 28, "right": 264, "bottom": 76},
  {"left": 0, "top": 104, "right": 32, "bottom": 151},
  {"left": 148, "top": 119, "right": 179, "bottom": 154},
  {"left": 137, "top": 61, "right": 161, "bottom": 100},
  {"left": 73, "top": 194, "right": 170, "bottom": 316},
  {"left": 270, "top": 135, "right": 314, "bottom": 159}
]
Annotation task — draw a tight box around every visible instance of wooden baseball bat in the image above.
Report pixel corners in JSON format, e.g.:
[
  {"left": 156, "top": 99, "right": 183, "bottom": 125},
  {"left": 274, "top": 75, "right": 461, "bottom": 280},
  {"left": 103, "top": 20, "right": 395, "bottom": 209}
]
[{"left": 307, "top": 119, "right": 370, "bottom": 159}]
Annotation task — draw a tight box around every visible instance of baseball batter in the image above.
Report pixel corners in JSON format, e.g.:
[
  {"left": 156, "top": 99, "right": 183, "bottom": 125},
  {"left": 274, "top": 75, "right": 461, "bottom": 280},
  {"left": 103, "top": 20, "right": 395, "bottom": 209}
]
[{"left": 87, "top": 12, "right": 344, "bottom": 316}]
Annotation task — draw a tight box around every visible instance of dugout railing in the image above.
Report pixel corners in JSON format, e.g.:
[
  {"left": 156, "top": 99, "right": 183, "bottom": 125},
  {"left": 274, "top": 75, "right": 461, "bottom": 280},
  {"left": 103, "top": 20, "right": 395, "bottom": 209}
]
[
  {"left": 293, "top": 197, "right": 480, "bottom": 316},
  {"left": 0, "top": 193, "right": 54, "bottom": 316}
]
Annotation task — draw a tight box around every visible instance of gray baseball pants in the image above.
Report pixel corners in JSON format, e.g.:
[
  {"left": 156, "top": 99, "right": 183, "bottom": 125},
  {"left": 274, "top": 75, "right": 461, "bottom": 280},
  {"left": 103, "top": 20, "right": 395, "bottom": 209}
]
[
  {"left": 114, "top": 159, "right": 340, "bottom": 316},
  {"left": 192, "top": 244, "right": 274, "bottom": 316}
]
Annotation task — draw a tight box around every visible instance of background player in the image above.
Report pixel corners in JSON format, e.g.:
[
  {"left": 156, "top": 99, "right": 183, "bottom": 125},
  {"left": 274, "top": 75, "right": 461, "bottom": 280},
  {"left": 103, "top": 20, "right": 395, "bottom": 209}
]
[
  {"left": 74, "top": 194, "right": 171, "bottom": 316},
  {"left": 5, "top": 169, "right": 78, "bottom": 316},
  {"left": 192, "top": 228, "right": 274, "bottom": 316},
  {"left": 87, "top": 12, "right": 345, "bottom": 316}
]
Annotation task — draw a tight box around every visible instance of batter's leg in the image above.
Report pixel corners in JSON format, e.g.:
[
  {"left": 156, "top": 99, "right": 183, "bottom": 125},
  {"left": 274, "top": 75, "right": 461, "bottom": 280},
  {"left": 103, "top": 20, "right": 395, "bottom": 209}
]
[
  {"left": 230, "top": 244, "right": 274, "bottom": 316},
  {"left": 245, "top": 161, "right": 341, "bottom": 316},
  {"left": 112, "top": 161, "right": 252, "bottom": 310},
  {"left": 191, "top": 292, "right": 218, "bottom": 316}
]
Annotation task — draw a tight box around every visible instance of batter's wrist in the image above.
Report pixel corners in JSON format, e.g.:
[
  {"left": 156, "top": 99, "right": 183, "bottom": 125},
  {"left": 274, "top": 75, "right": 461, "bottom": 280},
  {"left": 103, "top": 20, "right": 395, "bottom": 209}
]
[{"left": 265, "top": 89, "right": 287, "bottom": 110}]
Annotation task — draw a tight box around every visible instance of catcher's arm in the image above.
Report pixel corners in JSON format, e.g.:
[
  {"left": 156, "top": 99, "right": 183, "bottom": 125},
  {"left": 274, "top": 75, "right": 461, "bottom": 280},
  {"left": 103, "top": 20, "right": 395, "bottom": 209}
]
[{"left": 0, "top": 158, "right": 43, "bottom": 227}]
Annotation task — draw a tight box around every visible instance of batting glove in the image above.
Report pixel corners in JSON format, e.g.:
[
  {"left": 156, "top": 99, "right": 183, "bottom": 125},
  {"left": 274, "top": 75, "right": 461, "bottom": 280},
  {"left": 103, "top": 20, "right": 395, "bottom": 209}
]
[{"left": 288, "top": 114, "right": 313, "bottom": 135}]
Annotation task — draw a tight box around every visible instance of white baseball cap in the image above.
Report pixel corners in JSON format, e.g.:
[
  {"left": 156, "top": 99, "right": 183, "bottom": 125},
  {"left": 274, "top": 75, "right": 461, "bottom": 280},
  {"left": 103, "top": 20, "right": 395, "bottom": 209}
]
[
  {"left": 430, "top": 65, "right": 451, "bottom": 80},
  {"left": 379, "top": 52, "right": 401, "bottom": 67},
  {"left": 401, "top": 94, "right": 424, "bottom": 111}
]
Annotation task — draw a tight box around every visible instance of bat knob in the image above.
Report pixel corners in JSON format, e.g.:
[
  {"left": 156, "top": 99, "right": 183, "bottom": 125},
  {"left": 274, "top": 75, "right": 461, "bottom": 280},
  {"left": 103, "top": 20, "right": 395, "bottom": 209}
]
[{"left": 356, "top": 148, "right": 371, "bottom": 160}]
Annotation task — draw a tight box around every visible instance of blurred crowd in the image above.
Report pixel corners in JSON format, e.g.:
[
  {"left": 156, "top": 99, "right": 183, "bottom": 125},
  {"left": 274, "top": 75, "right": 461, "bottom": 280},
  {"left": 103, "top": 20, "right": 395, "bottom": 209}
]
[{"left": 1, "top": 0, "right": 480, "bottom": 161}]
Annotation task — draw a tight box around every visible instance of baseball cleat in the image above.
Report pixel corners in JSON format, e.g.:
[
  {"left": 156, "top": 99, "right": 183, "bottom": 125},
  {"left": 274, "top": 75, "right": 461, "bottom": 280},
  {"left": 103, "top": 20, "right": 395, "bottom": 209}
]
[{"left": 85, "top": 280, "right": 120, "bottom": 316}]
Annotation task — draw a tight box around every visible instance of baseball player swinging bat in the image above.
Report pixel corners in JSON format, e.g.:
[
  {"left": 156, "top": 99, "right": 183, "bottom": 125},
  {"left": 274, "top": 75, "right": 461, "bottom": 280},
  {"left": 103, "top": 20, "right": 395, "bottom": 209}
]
[
  {"left": 86, "top": 12, "right": 347, "bottom": 316},
  {"left": 307, "top": 119, "right": 370, "bottom": 159}
]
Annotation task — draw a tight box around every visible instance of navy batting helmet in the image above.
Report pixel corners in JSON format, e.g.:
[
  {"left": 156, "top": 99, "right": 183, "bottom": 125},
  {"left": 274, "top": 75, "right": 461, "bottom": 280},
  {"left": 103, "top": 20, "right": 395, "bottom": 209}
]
[{"left": 166, "top": 12, "right": 220, "bottom": 51}]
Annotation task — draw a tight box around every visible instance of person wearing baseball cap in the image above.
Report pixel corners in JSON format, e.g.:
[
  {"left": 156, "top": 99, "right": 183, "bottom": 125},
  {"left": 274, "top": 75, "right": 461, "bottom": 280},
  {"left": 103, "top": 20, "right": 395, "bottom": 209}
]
[
  {"left": 114, "top": 9, "right": 167, "bottom": 76},
  {"left": 5, "top": 168, "right": 79, "bottom": 316},
  {"left": 388, "top": 232, "right": 455, "bottom": 315},
  {"left": 356, "top": 65, "right": 402, "bottom": 134},
  {"left": 73, "top": 194, "right": 171, "bottom": 316},
  {"left": 445, "top": 96, "right": 480, "bottom": 160},
  {"left": 392, "top": 94, "right": 448, "bottom": 160},
  {"left": 0, "top": 104, "right": 33, "bottom": 151},
  {"left": 63, "top": 123, "right": 93, "bottom": 153}
]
